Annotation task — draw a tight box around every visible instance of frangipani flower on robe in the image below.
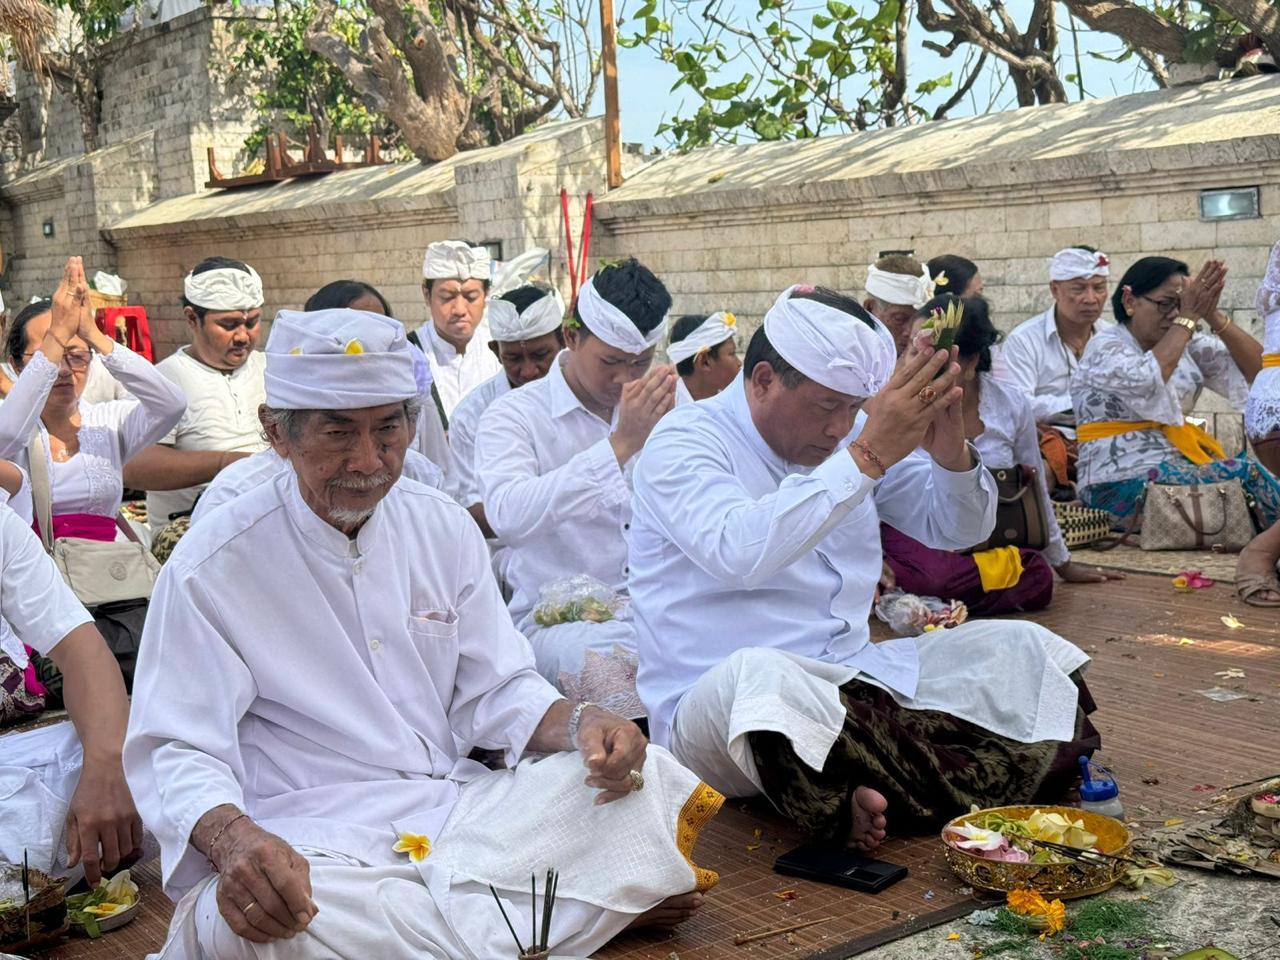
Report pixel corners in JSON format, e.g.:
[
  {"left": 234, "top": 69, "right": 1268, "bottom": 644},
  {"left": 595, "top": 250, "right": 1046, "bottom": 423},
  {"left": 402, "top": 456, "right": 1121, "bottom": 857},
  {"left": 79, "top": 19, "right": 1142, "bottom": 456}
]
[{"left": 393, "top": 832, "right": 432, "bottom": 862}]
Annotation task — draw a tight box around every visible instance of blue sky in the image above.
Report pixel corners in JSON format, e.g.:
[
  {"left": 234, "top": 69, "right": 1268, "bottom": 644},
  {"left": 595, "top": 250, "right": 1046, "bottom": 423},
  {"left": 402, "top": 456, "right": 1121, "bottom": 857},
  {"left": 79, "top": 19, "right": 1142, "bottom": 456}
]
[{"left": 598, "top": 0, "right": 1160, "bottom": 148}]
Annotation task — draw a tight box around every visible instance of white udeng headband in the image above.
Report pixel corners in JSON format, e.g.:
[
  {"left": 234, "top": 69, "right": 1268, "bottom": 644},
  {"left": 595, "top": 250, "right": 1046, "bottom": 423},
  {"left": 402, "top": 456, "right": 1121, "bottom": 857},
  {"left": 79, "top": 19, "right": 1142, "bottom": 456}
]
[
  {"left": 576, "top": 277, "right": 665, "bottom": 354},
  {"left": 763, "top": 285, "right": 895, "bottom": 398},
  {"left": 489, "top": 289, "right": 565, "bottom": 342},
  {"left": 667, "top": 311, "right": 737, "bottom": 365},
  {"left": 865, "top": 264, "right": 933, "bottom": 309},
  {"left": 422, "top": 241, "right": 491, "bottom": 282},
  {"left": 183, "top": 265, "right": 264, "bottom": 311},
  {"left": 1049, "top": 247, "right": 1110, "bottom": 282}
]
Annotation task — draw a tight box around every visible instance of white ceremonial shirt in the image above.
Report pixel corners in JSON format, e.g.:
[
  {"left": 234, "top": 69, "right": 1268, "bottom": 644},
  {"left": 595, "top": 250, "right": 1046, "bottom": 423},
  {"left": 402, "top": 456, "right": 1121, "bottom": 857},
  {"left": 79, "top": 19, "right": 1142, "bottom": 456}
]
[
  {"left": 973, "top": 373, "right": 1069, "bottom": 567},
  {"left": 1072, "top": 324, "right": 1251, "bottom": 491},
  {"left": 190, "top": 446, "right": 445, "bottom": 524},
  {"left": 448, "top": 370, "right": 511, "bottom": 507},
  {"left": 476, "top": 352, "right": 632, "bottom": 628},
  {"left": 146, "top": 348, "right": 268, "bottom": 528},
  {"left": 0, "top": 346, "right": 186, "bottom": 518},
  {"left": 80, "top": 356, "right": 130, "bottom": 405},
  {"left": 0, "top": 502, "right": 92, "bottom": 658},
  {"left": 998, "top": 307, "right": 1114, "bottom": 434},
  {"left": 1246, "top": 309, "right": 1280, "bottom": 440},
  {"left": 629, "top": 378, "right": 997, "bottom": 746},
  {"left": 422, "top": 321, "right": 502, "bottom": 419},
  {"left": 124, "top": 471, "right": 562, "bottom": 902}
]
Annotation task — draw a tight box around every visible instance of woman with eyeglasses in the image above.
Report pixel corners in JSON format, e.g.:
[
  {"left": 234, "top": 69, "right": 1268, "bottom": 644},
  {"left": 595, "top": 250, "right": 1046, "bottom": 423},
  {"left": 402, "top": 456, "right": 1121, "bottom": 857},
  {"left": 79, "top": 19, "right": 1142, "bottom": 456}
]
[
  {"left": 0, "top": 256, "right": 185, "bottom": 542},
  {"left": 1070, "top": 256, "right": 1280, "bottom": 526}
]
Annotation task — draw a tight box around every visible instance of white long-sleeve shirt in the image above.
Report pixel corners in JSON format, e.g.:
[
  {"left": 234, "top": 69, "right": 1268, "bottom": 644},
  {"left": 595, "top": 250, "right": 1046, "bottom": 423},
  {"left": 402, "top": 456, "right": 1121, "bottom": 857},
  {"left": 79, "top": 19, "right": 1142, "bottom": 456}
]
[
  {"left": 0, "top": 498, "right": 91, "bottom": 658},
  {"left": 998, "top": 307, "right": 1114, "bottom": 433},
  {"left": 629, "top": 379, "right": 996, "bottom": 745},
  {"left": 0, "top": 346, "right": 186, "bottom": 518},
  {"left": 447, "top": 370, "right": 511, "bottom": 507},
  {"left": 973, "top": 373, "right": 1069, "bottom": 567},
  {"left": 1072, "top": 323, "right": 1251, "bottom": 491},
  {"left": 124, "top": 470, "right": 561, "bottom": 902},
  {"left": 422, "top": 322, "right": 502, "bottom": 419},
  {"left": 475, "top": 353, "right": 632, "bottom": 627}
]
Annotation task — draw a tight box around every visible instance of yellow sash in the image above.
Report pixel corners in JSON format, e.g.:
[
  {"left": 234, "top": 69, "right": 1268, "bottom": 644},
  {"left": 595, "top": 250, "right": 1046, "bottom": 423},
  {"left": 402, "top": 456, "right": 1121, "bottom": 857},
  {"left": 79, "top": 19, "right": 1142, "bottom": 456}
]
[
  {"left": 1264, "top": 353, "right": 1280, "bottom": 368},
  {"left": 1077, "top": 419, "right": 1224, "bottom": 466},
  {"left": 973, "top": 546, "right": 1024, "bottom": 592}
]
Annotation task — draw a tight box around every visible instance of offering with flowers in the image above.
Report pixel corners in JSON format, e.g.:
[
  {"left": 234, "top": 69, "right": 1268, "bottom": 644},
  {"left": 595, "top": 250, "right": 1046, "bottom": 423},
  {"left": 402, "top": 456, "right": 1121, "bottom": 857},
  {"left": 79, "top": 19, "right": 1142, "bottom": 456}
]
[
  {"left": 944, "top": 808, "right": 1100, "bottom": 864},
  {"left": 922, "top": 297, "right": 964, "bottom": 351}
]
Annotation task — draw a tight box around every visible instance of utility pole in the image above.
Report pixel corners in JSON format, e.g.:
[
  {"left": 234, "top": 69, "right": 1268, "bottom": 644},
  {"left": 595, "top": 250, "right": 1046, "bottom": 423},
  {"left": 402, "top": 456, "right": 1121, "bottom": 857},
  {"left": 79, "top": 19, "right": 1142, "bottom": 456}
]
[{"left": 599, "top": 0, "right": 623, "bottom": 188}]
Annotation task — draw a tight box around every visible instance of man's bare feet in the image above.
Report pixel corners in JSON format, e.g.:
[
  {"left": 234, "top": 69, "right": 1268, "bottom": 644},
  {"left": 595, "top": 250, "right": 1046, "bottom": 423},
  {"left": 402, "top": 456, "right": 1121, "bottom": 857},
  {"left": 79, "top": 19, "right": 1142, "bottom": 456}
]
[
  {"left": 849, "top": 785, "right": 889, "bottom": 852},
  {"left": 627, "top": 892, "right": 704, "bottom": 931},
  {"left": 1236, "top": 525, "right": 1280, "bottom": 605}
]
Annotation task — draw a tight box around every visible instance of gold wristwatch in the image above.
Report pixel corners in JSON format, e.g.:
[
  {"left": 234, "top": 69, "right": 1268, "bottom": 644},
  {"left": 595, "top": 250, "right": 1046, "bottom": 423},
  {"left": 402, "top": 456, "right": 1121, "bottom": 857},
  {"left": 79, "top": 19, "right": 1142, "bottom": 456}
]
[{"left": 1173, "top": 317, "right": 1198, "bottom": 334}]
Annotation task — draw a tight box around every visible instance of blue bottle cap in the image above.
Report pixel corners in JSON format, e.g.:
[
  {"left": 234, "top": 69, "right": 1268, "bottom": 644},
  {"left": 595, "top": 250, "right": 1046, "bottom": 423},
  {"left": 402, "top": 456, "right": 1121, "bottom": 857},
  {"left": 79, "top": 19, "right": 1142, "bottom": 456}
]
[{"left": 1079, "top": 776, "right": 1118, "bottom": 802}]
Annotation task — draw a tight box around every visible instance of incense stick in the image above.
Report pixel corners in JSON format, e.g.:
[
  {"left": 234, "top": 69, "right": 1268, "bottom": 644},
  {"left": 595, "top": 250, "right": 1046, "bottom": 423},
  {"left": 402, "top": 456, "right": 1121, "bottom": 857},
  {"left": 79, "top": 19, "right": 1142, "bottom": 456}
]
[
  {"left": 733, "top": 916, "right": 835, "bottom": 946},
  {"left": 530, "top": 874, "right": 537, "bottom": 954},
  {"left": 1026, "top": 838, "right": 1141, "bottom": 865},
  {"left": 488, "top": 885, "right": 525, "bottom": 955}
]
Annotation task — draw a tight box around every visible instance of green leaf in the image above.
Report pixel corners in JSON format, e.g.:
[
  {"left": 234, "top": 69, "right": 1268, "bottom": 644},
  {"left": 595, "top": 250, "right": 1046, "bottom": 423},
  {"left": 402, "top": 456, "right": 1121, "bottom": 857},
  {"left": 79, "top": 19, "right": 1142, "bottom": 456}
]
[
  {"left": 914, "top": 71, "right": 952, "bottom": 94},
  {"left": 805, "top": 38, "right": 836, "bottom": 57}
]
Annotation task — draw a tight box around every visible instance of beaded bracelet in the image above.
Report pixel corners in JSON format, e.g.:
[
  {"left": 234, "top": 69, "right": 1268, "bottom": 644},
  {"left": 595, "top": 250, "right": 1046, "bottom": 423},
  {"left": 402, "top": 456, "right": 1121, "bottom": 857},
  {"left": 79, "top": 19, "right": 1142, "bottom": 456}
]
[
  {"left": 850, "top": 439, "right": 887, "bottom": 478},
  {"left": 206, "top": 812, "right": 249, "bottom": 869}
]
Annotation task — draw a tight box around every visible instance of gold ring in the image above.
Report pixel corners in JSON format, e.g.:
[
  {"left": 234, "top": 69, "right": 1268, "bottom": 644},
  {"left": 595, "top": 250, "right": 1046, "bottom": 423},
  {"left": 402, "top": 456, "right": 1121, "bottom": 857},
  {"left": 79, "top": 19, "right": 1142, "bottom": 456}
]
[
  {"left": 917, "top": 385, "right": 937, "bottom": 405},
  {"left": 243, "top": 901, "right": 259, "bottom": 916},
  {"left": 628, "top": 769, "right": 645, "bottom": 792}
]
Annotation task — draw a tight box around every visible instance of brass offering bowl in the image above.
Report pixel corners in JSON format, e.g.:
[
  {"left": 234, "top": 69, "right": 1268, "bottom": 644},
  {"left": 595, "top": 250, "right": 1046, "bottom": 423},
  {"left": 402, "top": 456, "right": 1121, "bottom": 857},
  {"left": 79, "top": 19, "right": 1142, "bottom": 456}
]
[{"left": 940, "top": 804, "right": 1131, "bottom": 899}]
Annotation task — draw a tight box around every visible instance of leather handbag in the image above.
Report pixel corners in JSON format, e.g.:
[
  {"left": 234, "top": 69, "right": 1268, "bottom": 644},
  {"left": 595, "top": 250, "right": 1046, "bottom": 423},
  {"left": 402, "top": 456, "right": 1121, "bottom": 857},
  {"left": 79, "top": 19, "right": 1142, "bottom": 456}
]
[
  {"left": 969, "top": 466, "right": 1049, "bottom": 553},
  {"left": 1138, "top": 478, "right": 1255, "bottom": 552},
  {"left": 27, "top": 431, "right": 160, "bottom": 608}
]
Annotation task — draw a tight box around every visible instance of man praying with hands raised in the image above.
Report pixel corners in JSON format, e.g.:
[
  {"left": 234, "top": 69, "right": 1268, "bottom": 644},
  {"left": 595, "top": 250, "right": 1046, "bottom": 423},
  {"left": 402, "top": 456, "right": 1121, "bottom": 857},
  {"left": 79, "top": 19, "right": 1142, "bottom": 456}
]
[
  {"left": 629, "top": 285, "right": 1099, "bottom": 850},
  {"left": 475, "top": 259, "right": 677, "bottom": 720}
]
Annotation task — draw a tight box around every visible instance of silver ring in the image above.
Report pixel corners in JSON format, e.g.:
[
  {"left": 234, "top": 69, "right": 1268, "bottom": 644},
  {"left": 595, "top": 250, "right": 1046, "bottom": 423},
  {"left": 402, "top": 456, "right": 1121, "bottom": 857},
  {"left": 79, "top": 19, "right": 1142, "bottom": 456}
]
[{"left": 628, "top": 769, "right": 645, "bottom": 792}]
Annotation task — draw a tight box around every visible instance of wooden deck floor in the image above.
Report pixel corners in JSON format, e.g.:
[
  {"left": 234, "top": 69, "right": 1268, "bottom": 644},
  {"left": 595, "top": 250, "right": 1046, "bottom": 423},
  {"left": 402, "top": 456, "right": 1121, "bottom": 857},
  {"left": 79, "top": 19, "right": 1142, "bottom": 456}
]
[{"left": 37, "top": 572, "right": 1280, "bottom": 960}]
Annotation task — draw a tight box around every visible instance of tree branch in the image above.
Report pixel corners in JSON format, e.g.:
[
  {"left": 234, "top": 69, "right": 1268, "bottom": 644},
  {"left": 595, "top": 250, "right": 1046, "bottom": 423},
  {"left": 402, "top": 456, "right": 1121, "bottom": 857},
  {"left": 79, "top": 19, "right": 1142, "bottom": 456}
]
[
  {"left": 1058, "top": 0, "right": 1189, "bottom": 61},
  {"left": 932, "top": 49, "right": 987, "bottom": 119}
]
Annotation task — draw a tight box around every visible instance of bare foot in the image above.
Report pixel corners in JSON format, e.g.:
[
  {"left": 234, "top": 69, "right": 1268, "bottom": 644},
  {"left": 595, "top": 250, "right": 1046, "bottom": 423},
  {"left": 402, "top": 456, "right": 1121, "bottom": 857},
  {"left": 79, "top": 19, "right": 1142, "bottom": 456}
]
[
  {"left": 1236, "top": 526, "right": 1280, "bottom": 604},
  {"left": 627, "top": 892, "right": 704, "bottom": 931},
  {"left": 849, "top": 785, "right": 889, "bottom": 852}
]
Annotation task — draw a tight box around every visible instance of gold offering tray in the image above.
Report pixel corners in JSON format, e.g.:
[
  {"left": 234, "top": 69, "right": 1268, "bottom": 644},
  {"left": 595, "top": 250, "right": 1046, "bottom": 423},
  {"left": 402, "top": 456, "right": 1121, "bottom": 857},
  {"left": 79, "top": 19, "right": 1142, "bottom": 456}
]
[{"left": 941, "top": 804, "right": 1131, "bottom": 899}]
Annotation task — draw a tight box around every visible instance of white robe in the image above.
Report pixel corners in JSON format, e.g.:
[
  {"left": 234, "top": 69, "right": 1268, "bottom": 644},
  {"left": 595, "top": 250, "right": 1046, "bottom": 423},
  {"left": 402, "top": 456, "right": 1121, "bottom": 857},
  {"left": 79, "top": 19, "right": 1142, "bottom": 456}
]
[
  {"left": 997, "top": 307, "right": 1114, "bottom": 435},
  {"left": 421, "top": 322, "right": 502, "bottom": 419},
  {"left": 124, "top": 471, "right": 718, "bottom": 958},
  {"left": 628, "top": 378, "right": 1089, "bottom": 797}
]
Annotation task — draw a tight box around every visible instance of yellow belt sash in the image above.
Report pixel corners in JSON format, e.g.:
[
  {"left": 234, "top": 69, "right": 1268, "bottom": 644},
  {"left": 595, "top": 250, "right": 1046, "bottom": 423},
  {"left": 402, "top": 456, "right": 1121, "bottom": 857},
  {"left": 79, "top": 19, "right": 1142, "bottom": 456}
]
[
  {"left": 973, "top": 546, "right": 1024, "bottom": 592},
  {"left": 1264, "top": 353, "right": 1280, "bottom": 368},
  {"left": 1077, "top": 418, "right": 1224, "bottom": 466}
]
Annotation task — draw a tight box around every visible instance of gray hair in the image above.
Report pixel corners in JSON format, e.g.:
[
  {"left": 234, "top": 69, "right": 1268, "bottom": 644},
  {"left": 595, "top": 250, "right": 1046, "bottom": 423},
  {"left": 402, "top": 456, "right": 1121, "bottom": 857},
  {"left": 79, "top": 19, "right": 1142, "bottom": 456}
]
[{"left": 261, "top": 397, "right": 422, "bottom": 442}]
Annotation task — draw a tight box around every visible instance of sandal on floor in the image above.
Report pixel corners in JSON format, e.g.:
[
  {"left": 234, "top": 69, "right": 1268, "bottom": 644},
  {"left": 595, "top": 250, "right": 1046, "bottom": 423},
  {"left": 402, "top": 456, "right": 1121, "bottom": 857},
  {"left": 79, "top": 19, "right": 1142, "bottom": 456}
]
[{"left": 1236, "top": 573, "right": 1280, "bottom": 607}]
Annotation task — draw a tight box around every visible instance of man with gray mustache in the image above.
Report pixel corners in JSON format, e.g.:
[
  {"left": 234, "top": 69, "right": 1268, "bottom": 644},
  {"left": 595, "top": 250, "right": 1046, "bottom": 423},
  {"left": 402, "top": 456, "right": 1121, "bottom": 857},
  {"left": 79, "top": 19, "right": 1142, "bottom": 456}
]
[{"left": 123, "top": 308, "right": 719, "bottom": 958}]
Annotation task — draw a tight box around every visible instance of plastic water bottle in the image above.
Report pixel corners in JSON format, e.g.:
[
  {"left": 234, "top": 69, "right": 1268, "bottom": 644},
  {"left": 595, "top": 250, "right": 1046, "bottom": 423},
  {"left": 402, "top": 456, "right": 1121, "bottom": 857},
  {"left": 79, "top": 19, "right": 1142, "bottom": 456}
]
[{"left": 1078, "top": 756, "right": 1124, "bottom": 818}]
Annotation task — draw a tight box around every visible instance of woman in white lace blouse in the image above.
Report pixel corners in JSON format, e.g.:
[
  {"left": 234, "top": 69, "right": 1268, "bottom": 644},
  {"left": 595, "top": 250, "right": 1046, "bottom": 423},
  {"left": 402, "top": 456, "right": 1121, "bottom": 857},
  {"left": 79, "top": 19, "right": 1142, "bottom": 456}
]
[
  {"left": 0, "top": 257, "right": 185, "bottom": 538},
  {"left": 1237, "top": 241, "right": 1280, "bottom": 606},
  {"left": 882, "top": 295, "right": 1120, "bottom": 616},
  {"left": 1070, "top": 256, "right": 1279, "bottom": 531}
]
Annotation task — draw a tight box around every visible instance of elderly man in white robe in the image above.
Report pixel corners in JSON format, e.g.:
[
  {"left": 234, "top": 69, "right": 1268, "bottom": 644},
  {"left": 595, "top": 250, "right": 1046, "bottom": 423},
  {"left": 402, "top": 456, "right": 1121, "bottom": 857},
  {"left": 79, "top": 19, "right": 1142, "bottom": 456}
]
[
  {"left": 124, "top": 308, "right": 719, "bottom": 959},
  {"left": 417, "top": 239, "right": 503, "bottom": 423},
  {"left": 862, "top": 254, "right": 936, "bottom": 355},
  {"left": 475, "top": 259, "right": 677, "bottom": 720},
  {"left": 629, "top": 285, "right": 1100, "bottom": 849},
  {"left": 999, "top": 246, "right": 1113, "bottom": 493},
  {"left": 448, "top": 285, "right": 566, "bottom": 538}
]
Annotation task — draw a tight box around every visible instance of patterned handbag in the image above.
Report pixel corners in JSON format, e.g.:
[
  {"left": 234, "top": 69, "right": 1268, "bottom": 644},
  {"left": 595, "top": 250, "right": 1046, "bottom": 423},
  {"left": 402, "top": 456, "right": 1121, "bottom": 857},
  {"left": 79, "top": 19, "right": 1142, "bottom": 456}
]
[
  {"left": 1052, "top": 502, "right": 1114, "bottom": 548},
  {"left": 1139, "top": 478, "right": 1256, "bottom": 552}
]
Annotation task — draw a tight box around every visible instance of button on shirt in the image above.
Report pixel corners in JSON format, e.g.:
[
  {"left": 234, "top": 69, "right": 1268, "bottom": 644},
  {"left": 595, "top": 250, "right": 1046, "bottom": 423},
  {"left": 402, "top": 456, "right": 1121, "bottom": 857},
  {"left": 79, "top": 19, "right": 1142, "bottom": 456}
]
[
  {"left": 998, "top": 307, "right": 1114, "bottom": 434},
  {"left": 475, "top": 352, "right": 632, "bottom": 627},
  {"left": 423, "top": 322, "right": 502, "bottom": 419},
  {"left": 146, "top": 348, "right": 267, "bottom": 528}
]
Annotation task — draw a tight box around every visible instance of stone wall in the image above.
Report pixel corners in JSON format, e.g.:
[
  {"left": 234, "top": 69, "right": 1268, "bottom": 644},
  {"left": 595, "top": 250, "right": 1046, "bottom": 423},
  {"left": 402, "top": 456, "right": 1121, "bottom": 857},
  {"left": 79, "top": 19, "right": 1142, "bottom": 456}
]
[
  {"left": 12, "top": 8, "right": 258, "bottom": 199},
  {"left": 104, "top": 120, "right": 614, "bottom": 355}
]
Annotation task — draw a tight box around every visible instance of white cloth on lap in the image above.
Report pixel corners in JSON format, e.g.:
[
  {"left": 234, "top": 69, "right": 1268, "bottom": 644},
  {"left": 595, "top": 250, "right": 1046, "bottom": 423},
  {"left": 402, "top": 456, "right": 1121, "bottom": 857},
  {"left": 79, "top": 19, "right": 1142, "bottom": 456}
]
[{"left": 0, "top": 721, "right": 81, "bottom": 877}]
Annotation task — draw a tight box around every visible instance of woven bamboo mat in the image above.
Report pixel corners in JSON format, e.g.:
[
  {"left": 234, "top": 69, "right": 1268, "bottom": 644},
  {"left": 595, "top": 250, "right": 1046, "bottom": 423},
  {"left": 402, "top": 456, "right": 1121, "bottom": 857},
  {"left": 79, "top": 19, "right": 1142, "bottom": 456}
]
[
  {"left": 1082, "top": 542, "right": 1240, "bottom": 581},
  {"left": 29, "top": 573, "right": 1280, "bottom": 960}
]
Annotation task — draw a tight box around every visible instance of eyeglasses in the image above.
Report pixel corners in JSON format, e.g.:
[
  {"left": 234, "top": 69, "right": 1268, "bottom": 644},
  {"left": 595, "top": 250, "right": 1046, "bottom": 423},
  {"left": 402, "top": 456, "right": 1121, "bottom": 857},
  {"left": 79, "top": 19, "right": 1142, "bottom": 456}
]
[
  {"left": 1139, "top": 295, "right": 1181, "bottom": 315},
  {"left": 23, "top": 349, "right": 93, "bottom": 369}
]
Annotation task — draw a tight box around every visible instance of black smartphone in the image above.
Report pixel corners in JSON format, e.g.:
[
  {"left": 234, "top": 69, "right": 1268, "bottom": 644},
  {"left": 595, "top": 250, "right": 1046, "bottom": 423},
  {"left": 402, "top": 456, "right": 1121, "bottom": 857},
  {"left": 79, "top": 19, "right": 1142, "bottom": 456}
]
[{"left": 773, "top": 843, "right": 908, "bottom": 894}]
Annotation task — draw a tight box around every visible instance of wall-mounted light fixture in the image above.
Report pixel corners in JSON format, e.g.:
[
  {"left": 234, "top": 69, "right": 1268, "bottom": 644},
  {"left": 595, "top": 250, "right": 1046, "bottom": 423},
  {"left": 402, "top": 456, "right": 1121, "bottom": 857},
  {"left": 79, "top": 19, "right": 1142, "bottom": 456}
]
[
  {"left": 1199, "top": 187, "right": 1260, "bottom": 222},
  {"left": 481, "top": 240, "right": 504, "bottom": 262},
  {"left": 41, "top": 219, "right": 54, "bottom": 238}
]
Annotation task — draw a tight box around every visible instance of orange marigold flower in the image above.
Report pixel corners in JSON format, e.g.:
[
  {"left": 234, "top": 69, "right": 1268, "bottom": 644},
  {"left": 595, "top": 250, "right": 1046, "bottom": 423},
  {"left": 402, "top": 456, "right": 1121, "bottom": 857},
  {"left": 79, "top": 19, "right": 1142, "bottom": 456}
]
[{"left": 1006, "top": 888, "right": 1048, "bottom": 915}]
